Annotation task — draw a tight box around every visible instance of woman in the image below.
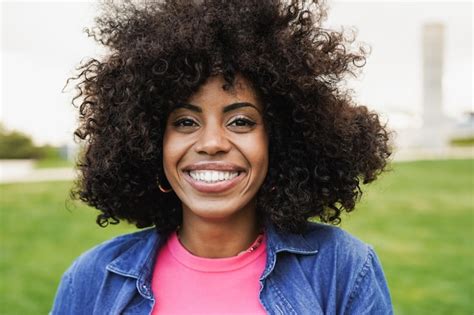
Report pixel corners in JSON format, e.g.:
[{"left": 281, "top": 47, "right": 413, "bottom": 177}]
[{"left": 52, "top": 0, "right": 393, "bottom": 314}]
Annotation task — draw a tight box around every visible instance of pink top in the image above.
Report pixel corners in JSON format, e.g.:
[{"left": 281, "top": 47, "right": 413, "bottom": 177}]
[{"left": 151, "top": 232, "right": 267, "bottom": 314}]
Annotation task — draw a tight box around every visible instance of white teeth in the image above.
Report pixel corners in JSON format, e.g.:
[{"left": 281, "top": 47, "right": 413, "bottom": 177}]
[{"left": 189, "top": 170, "right": 239, "bottom": 183}]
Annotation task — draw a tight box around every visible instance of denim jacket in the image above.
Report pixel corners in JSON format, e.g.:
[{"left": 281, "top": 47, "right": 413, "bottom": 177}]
[{"left": 51, "top": 222, "right": 393, "bottom": 314}]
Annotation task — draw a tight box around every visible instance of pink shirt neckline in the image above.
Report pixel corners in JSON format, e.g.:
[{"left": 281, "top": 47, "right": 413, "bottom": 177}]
[{"left": 167, "top": 232, "right": 267, "bottom": 273}]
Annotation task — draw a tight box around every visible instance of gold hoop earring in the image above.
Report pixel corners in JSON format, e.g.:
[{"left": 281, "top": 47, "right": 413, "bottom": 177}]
[{"left": 157, "top": 179, "right": 172, "bottom": 193}]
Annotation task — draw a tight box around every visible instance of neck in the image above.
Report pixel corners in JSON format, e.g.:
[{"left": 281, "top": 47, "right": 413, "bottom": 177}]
[{"left": 178, "top": 207, "right": 260, "bottom": 258}]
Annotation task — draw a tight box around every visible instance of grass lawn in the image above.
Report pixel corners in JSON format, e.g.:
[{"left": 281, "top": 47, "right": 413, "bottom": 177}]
[
  {"left": 341, "top": 159, "right": 474, "bottom": 315},
  {"left": 1, "top": 159, "right": 473, "bottom": 314}
]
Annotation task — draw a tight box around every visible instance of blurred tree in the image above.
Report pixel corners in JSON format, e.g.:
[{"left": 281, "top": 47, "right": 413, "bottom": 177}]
[
  {"left": 0, "top": 123, "right": 60, "bottom": 159},
  {"left": 450, "top": 136, "right": 474, "bottom": 147}
]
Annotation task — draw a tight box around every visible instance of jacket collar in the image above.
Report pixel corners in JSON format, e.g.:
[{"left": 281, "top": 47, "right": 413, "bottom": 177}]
[
  {"left": 106, "top": 228, "right": 162, "bottom": 299},
  {"left": 105, "top": 222, "right": 319, "bottom": 293},
  {"left": 264, "top": 221, "right": 319, "bottom": 255},
  {"left": 260, "top": 221, "right": 319, "bottom": 280}
]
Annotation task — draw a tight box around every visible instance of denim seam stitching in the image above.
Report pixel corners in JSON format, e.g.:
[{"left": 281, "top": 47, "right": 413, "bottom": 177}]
[
  {"left": 344, "top": 246, "right": 374, "bottom": 313},
  {"left": 69, "top": 261, "right": 77, "bottom": 314},
  {"left": 270, "top": 278, "right": 297, "bottom": 315}
]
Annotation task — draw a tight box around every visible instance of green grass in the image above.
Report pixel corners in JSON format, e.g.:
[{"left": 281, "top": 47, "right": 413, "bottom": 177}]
[
  {"left": 1, "top": 159, "right": 473, "bottom": 314},
  {"left": 0, "top": 182, "right": 135, "bottom": 314},
  {"left": 341, "top": 159, "right": 474, "bottom": 315}
]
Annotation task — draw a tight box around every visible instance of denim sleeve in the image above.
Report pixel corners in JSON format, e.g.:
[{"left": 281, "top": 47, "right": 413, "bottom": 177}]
[
  {"left": 344, "top": 247, "right": 393, "bottom": 315},
  {"left": 49, "top": 260, "right": 77, "bottom": 314}
]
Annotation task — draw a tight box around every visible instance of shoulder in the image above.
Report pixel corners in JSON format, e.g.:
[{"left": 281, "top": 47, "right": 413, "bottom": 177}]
[
  {"left": 71, "top": 228, "right": 156, "bottom": 275},
  {"left": 301, "top": 222, "right": 380, "bottom": 284},
  {"left": 269, "top": 221, "right": 375, "bottom": 283},
  {"left": 302, "top": 222, "right": 371, "bottom": 263},
  {"left": 301, "top": 222, "right": 393, "bottom": 313},
  {"left": 298, "top": 222, "right": 377, "bottom": 291},
  {"left": 51, "top": 228, "right": 159, "bottom": 314}
]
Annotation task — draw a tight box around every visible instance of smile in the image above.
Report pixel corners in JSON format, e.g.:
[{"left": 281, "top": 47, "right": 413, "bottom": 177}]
[
  {"left": 183, "top": 169, "right": 245, "bottom": 193},
  {"left": 189, "top": 170, "right": 240, "bottom": 183}
]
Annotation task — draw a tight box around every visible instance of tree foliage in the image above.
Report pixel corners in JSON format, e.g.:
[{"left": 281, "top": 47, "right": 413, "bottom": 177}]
[{"left": 0, "top": 123, "right": 55, "bottom": 159}]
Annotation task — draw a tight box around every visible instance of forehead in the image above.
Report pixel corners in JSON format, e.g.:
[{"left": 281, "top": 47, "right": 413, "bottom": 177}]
[{"left": 186, "top": 74, "right": 261, "bottom": 109}]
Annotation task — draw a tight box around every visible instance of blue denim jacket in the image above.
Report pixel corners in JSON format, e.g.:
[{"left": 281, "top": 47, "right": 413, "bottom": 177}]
[{"left": 51, "top": 222, "right": 393, "bottom": 314}]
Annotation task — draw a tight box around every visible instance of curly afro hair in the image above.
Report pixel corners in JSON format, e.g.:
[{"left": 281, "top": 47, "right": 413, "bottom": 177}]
[{"left": 70, "top": 0, "right": 391, "bottom": 234}]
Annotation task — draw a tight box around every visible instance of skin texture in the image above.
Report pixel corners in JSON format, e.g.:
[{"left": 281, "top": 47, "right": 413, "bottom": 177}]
[
  {"left": 70, "top": 0, "right": 392, "bottom": 235},
  {"left": 163, "top": 75, "right": 268, "bottom": 257}
]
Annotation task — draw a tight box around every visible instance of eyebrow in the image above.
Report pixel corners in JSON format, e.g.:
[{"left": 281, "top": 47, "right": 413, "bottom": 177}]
[{"left": 171, "top": 102, "right": 261, "bottom": 113}]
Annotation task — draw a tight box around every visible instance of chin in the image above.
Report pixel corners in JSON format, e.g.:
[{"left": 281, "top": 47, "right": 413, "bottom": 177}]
[{"left": 182, "top": 198, "right": 255, "bottom": 221}]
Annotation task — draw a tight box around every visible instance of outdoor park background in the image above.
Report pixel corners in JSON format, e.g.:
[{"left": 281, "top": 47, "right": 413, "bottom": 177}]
[
  {"left": 1, "top": 1, "right": 473, "bottom": 314},
  {"left": 1, "top": 159, "right": 473, "bottom": 314}
]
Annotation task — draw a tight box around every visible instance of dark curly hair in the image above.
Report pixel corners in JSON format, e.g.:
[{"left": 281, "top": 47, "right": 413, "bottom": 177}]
[{"left": 70, "top": 0, "right": 391, "bottom": 234}]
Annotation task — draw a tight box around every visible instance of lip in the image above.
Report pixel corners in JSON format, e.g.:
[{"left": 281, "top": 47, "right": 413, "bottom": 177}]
[{"left": 182, "top": 162, "right": 246, "bottom": 194}]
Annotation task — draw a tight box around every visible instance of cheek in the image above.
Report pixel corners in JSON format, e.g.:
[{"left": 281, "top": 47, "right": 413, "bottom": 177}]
[
  {"left": 162, "top": 130, "right": 181, "bottom": 178},
  {"left": 257, "top": 136, "right": 269, "bottom": 176},
  {"left": 242, "top": 131, "right": 269, "bottom": 178},
  {"left": 162, "top": 129, "right": 196, "bottom": 184}
]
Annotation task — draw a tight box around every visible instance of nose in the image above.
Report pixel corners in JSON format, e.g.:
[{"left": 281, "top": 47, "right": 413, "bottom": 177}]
[{"left": 194, "top": 122, "right": 232, "bottom": 155}]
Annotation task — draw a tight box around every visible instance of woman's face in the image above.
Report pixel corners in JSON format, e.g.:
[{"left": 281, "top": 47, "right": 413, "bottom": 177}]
[{"left": 163, "top": 74, "right": 268, "bottom": 222}]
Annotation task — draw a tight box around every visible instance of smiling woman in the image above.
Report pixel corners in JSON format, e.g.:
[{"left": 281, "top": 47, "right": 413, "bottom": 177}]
[
  {"left": 51, "top": 0, "right": 393, "bottom": 314},
  {"left": 163, "top": 75, "right": 269, "bottom": 259}
]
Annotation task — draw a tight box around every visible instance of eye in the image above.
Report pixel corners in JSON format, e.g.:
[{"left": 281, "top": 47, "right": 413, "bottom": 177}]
[
  {"left": 228, "top": 117, "right": 256, "bottom": 128},
  {"left": 173, "top": 118, "right": 199, "bottom": 128}
]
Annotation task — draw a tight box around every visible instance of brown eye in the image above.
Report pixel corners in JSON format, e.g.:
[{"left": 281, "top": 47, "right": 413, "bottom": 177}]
[
  {"left": 228, "top": 118, "right": 256, "bottom": 128},
  {"left": 173, "top": 118, "right": 198, "bottom": 127}
]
